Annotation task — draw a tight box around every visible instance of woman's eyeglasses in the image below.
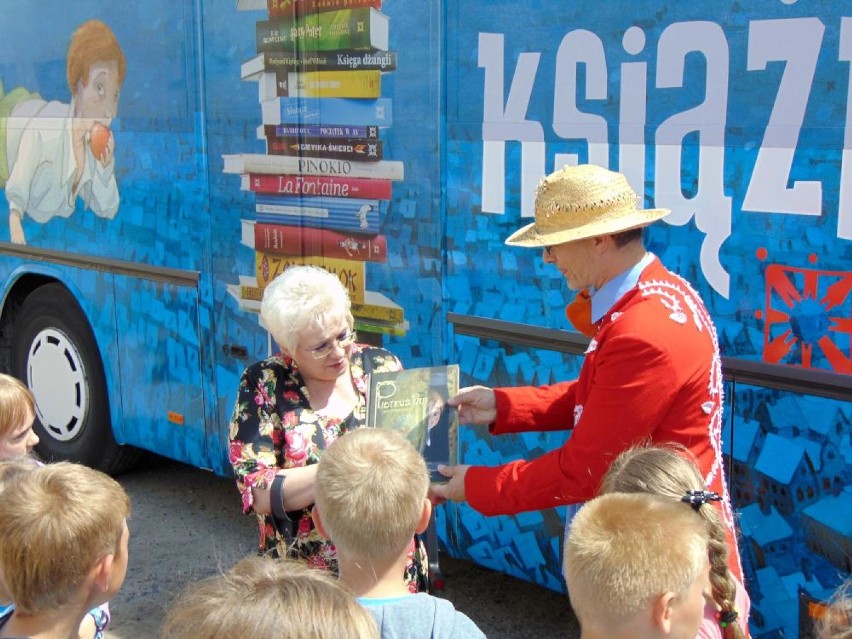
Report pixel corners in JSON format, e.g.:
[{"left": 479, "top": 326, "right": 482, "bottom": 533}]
[{"left": 306, "top": 329, "right": 357, "bottom": 359}]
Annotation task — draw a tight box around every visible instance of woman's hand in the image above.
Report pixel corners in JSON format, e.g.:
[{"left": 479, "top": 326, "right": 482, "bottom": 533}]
[{"left": 448, "top": 386, "right": 497, "bottom": 425}]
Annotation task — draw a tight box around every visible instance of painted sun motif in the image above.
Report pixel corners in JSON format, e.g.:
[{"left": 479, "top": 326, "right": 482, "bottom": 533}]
[{"left": 756, "top": 249, "right": 852, "bottom": 372}]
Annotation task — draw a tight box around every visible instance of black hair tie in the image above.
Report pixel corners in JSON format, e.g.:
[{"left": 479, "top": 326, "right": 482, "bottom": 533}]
[
  {"left": 717, "top": 609, "right": 739, "bottom": 628},
  {"left": 681, "top": 489, "right": 722, "bottom": 511}
]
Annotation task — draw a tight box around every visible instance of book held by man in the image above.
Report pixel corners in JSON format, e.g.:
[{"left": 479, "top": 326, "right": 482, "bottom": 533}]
[{"left": 367, "top": 365, "right": 460, "bottom": 483}]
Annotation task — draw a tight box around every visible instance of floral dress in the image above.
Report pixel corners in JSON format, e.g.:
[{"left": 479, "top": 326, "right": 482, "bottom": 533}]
[{"left": 228, "top": 343, "right": 429, "bottom": 592}]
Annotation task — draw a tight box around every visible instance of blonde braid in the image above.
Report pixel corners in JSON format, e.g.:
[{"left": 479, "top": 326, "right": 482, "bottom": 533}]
[{"left": 701, "top": 506, "right": 745, "bottom": 639}]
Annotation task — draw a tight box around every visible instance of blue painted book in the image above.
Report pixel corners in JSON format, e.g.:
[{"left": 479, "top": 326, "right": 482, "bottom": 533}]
[
  {"left": 260, "top": 96, "right": 393, "bottom": 127},
  {"left": 255, "top": 194, "right": 383, "bottom": 234}
]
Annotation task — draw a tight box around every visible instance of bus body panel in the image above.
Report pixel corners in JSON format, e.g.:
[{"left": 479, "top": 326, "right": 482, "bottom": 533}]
[{"left": 0, "top": 1, "right": 849, "bottom": 636}]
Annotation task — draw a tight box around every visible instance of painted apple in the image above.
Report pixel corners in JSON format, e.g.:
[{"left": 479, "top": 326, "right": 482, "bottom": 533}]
[{"left": 88, "top": 122, "right": 112, "bottom": 161}]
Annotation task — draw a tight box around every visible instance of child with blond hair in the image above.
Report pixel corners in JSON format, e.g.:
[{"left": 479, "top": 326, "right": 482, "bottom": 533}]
[
  {"left": 313, "top": 428, "right": 485, "bottom": 638},
  {"left": 0, "top": 461, "right": 130, "bottom": 639},
  {"left": 160, "top": 555, "right": 379, "bottom": 639},
  {"left": 564, "top": 492, "right": 711, "bottom": 639},
  {"left": 0, "top": 373, "right": 39, "bottom": 460},
  {"left": 600, "top": 445, "right": 750, "bottom": 639},
  {"left": 0, "top": 372, "right": 113, "bottom": 639}
]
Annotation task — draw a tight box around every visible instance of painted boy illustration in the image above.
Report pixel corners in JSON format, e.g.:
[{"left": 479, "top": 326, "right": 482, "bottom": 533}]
[{"left": 1, "top": 19, "right": 125, "bottom": 245}]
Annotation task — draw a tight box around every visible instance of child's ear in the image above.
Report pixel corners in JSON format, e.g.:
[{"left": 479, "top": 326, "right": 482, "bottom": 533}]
[
  {"left": 311, "top": 506, "right": 330, "bottom": 540},
  {"left": 414, "top": 498, "right": 433, "bottom": 535},
  {"left": 90, "top": 553, "right": 115, "bottom": 594},
  {"left": 651, "top": 591, "right": 676, "bottom": 635}
]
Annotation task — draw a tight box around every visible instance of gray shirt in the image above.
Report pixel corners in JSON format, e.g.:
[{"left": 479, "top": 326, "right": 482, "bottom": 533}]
[{"left": 360, "top": 593, "right": 486, "bottom": 639}]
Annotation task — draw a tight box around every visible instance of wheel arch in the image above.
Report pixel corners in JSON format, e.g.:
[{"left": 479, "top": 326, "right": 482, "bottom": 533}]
[
  {"left": 0, "top": 271, "right": 62, "bottom": 373},
  {"left": 0, "top": 270, "right": 136, "bottom": 472}
]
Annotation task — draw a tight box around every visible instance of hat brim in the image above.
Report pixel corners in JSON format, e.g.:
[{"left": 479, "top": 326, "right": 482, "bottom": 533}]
[{"left": 504, "top": 208, "right": 671, "bottom": 248}]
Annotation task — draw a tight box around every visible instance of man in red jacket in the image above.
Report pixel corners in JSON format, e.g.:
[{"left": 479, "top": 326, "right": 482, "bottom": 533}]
[{"left": 433, "top": 164, "right": 742, "bottom": 582}]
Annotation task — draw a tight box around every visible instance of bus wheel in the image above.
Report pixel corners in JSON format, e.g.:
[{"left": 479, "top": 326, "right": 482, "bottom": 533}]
[{"left": 12, "top": 283, "right": 140, "bottom": 474}]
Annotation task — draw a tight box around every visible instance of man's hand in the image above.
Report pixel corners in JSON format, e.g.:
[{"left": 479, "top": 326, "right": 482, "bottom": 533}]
[
  {"left": 429, "top": 464, "right": 469, "bottom": 503},
  {"left": 448, "top": 386, "right": 497, "bottom": 425}
]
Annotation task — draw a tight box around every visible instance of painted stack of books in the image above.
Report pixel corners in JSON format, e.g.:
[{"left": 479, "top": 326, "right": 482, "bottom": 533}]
[{"left": 225, "top": 0, "right": 407, "bottom": 337}]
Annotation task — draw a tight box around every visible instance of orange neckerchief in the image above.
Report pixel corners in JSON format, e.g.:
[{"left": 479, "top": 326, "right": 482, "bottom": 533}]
[{"left": 564, "top": 288, "right": 597, "bottom": 338}]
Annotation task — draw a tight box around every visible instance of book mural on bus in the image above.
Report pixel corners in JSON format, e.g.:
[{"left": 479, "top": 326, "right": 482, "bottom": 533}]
[
  {"left": 224, "top": 154, "right": 402, "bottom": 179},
  {"left": 265, "top": 135, "right": 383, "bottom": 161},
  {"left": 259, "top": 96, "right": 393, "bottom": 126},
  {"left": 241, "top": 173, "right": 392, "bottom": 199},
  {"left": 246, "top": 219, "right": 388, "bottom": 262},
  {"left": 234, "top": 275, "right": 404, "bottom": 325},
  {"left": 241, "top": 50, "right": 398, "bottom": 78},
  {"left": 256, "top": 8, "right": 389, "bottom": 53},
  {"left": 226, "top": 0, "right": 404, "bottom": 337},
  {"left": 367, "top": 365, "right": 460, "bottom": 484},
  {"left": 258, "top": 70, "right": 382, "bottom": 100},
  {"left": 255, "top": 252, "right": 366, "bottom": 301},
  {"left": 253, "top": 195, "right": 383, "bottom": 234},
  {"left": 261, "top": 123, "right": 380, "bottom": 140},
  {"left": 266, "top": 0, "right": 382, "bottom": 20}
]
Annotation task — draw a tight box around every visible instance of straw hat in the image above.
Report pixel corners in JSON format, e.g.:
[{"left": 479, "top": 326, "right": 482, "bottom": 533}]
[{"left": 504, "top": 164, "right": 670, "bottom": 247}]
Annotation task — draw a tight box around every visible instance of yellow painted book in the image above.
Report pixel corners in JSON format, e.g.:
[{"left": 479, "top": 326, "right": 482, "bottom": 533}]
[
  {"left": 259, "top": 70, "right": 381, "bottom": 99},
  {"left": 254, "top": 252, "right": 366, "bottom": 303},
  {"left": 352, "top": 290, "right": 404, "bottom": 323},
  {"left": 354, "top": 318, "right": 408, "bottom": 337}
]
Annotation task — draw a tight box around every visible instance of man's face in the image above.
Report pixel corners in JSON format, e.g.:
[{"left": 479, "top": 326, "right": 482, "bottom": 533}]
[
  {"left": 75, "top": 59, "right": 121, "bottom": 124},
  {"left": 542, "top": 237, "right": 599, "bottom": 291}
]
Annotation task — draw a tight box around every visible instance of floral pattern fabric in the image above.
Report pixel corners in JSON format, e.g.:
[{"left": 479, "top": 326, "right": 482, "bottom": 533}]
[{"left": 228, "top": 344, "right": 429, "bottom": 592}]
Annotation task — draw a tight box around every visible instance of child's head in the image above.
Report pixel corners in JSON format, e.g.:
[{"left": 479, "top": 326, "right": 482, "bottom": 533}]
[
  {"left": 563, "top": 492, "right": 710, "bottom": 639},
  {"left": 0, "top": 458, "right": 38, "bottom": 605},
  {"left": 601, "top": 445, "right": 744, "bottom": 639},
  {"left": 0, "top": 373, "right": 38, "bottom": 460},
  {"left": 819, "top": 578, "right": 851, "bottom": 639},
  {"left": 160, "top": 556, "right": 379, "bottom": 639},
  {"left": 313, "top": 428, "right": 430, "bottom": 561},
  {"left": 0, "top": 461, "right": 130, "bottom": 614}
]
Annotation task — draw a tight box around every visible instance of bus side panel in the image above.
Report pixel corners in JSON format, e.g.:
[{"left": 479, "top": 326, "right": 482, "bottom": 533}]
[
  {"left": 445, "top": 1, "right": 851, "bottom": 636},
  {"left": 112, "top": 276, "right": 208, "bottom": 470}
]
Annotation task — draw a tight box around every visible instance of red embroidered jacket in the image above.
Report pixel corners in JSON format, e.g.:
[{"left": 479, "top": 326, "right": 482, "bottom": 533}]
[{"left": 465, "top": 257, "right": 743, "bottom": 581}]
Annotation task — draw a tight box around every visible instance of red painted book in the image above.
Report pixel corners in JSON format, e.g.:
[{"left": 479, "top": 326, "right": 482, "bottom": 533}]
[
  {"left": 241, "top": 173, "right": 392, "bottom": 200},
  {"left": 267, "top": 0, "right": 382, "bottom": 19},
  {"left": 254, "top": 222, "right": 388, "bottom": 262}
]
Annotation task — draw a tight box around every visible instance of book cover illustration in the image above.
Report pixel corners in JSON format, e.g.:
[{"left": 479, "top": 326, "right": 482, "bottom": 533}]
[{"left": 367, "top": 365, "right": 460, "bottom": 483}]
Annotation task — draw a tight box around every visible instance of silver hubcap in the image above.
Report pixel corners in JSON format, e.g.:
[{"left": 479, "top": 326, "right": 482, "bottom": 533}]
[{"left": 26, "top": 328, "right": 88, "bottom": 442}]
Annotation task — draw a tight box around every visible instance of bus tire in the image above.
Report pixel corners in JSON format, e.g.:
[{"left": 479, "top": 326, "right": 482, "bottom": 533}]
[{"left": 11, "top": 283, "right": 141, "bottom": 474}]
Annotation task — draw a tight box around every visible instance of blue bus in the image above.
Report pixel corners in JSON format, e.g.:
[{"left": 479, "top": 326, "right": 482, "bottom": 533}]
[{"left": 0, "top": 2, "right": 849, "bottom": 636}]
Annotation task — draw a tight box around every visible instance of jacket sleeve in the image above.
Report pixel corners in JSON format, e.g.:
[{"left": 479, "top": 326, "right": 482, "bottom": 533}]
[
  {"left": 467, "top": 332, "right": 678, "bottom": 516},
  {"left": 491, "top": 380, "right": 578, "bottom": 435}
]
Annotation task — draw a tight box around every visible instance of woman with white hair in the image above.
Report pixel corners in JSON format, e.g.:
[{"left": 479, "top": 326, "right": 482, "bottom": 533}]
[{"left": 228, "top": 265, "right": 428, "bottom": 592}]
